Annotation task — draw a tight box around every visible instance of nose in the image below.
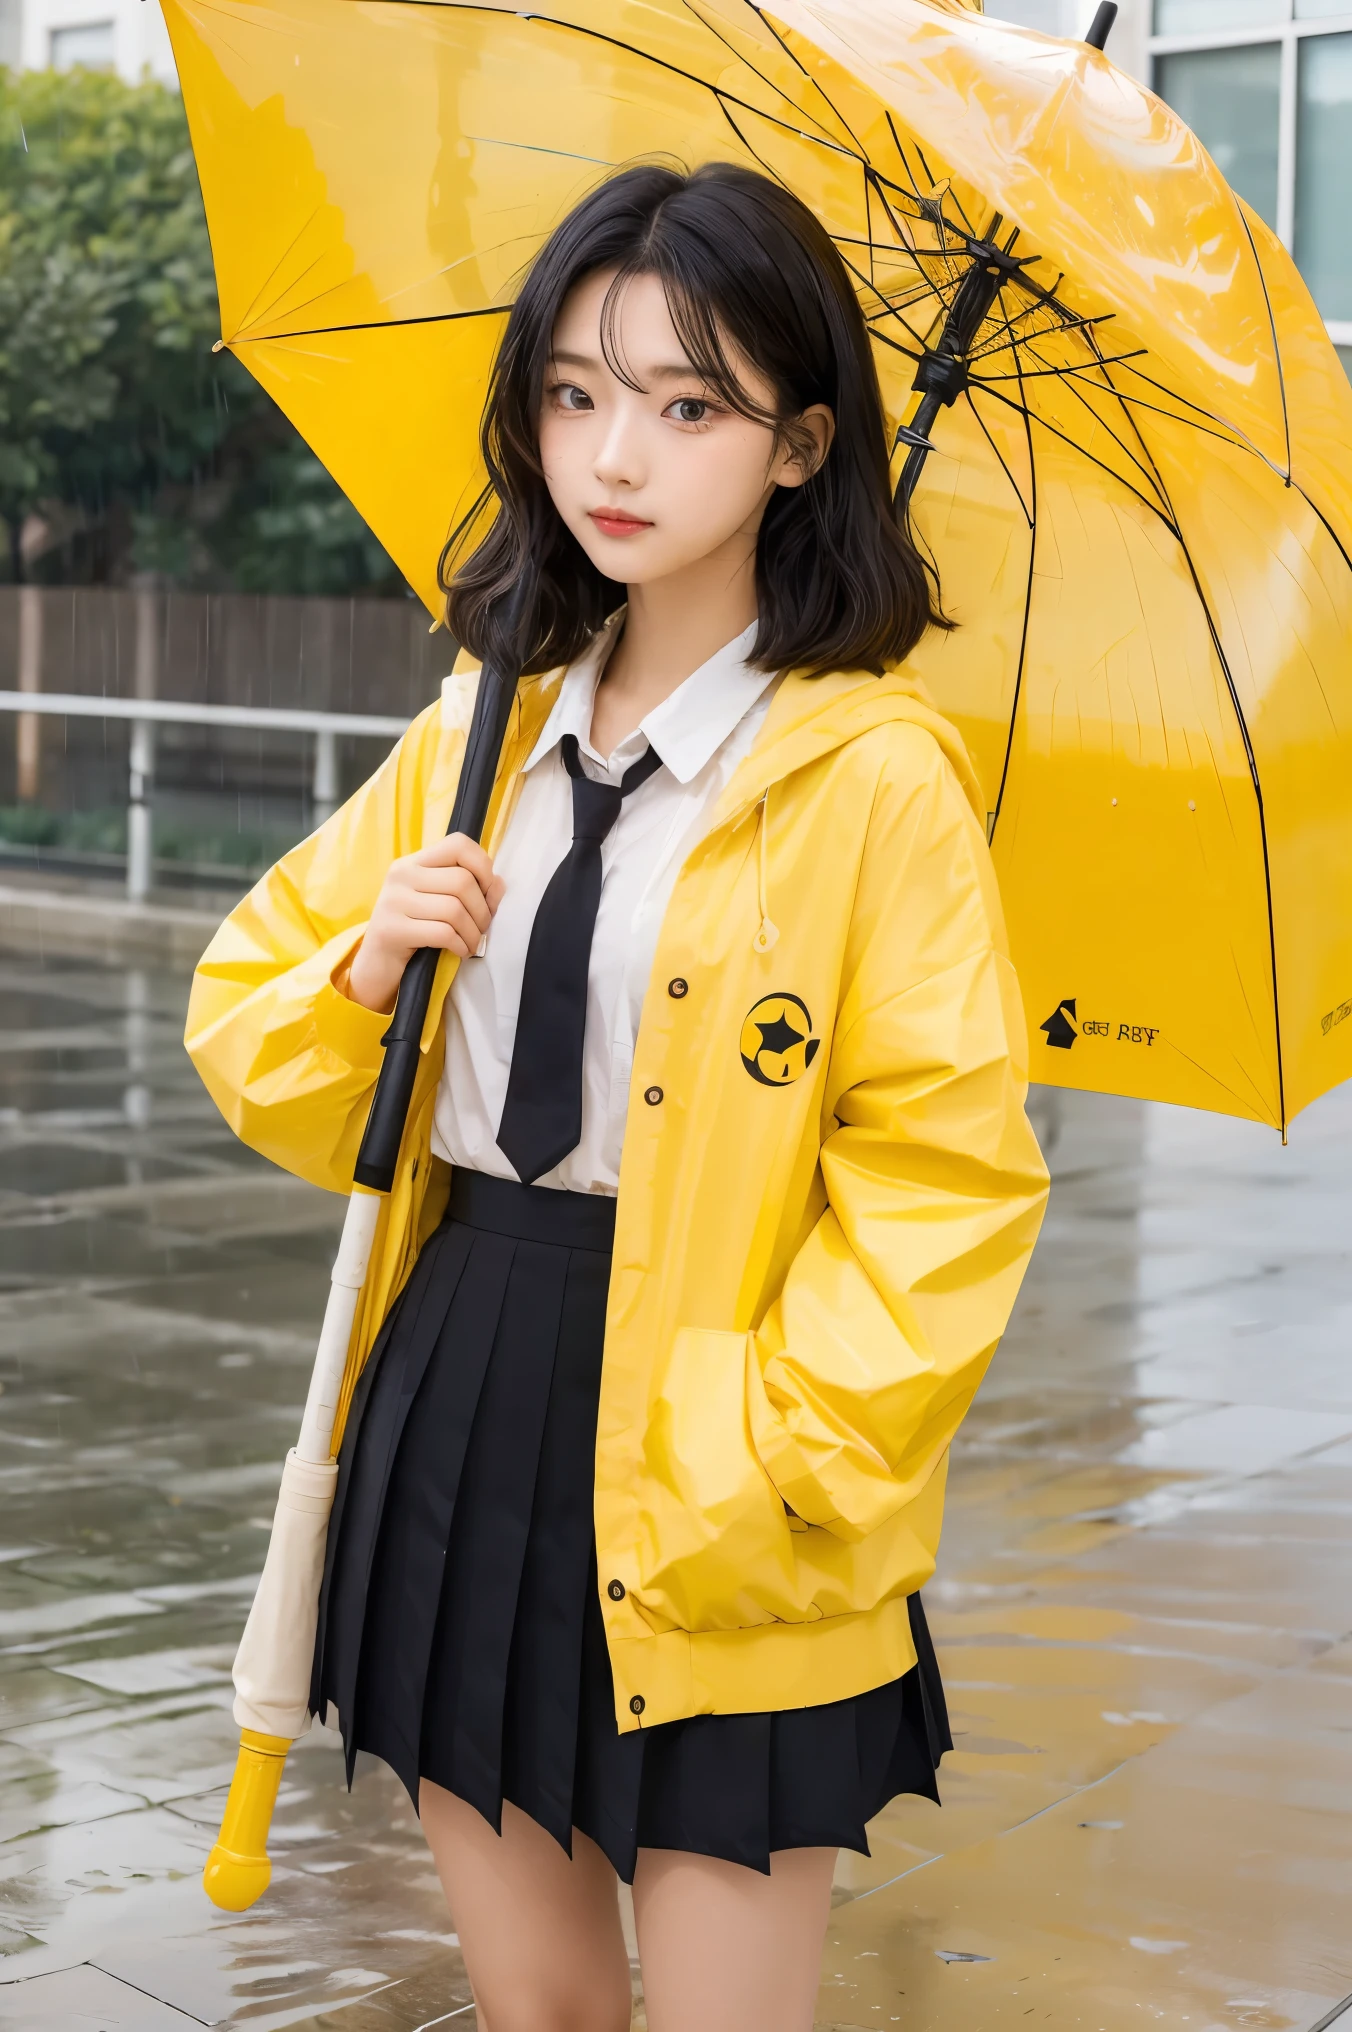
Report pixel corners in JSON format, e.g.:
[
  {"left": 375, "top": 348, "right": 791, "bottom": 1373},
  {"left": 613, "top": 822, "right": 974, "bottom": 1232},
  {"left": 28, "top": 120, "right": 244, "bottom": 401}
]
[{"left": 592, "top": 394, "right": 647, "bottom": 493}]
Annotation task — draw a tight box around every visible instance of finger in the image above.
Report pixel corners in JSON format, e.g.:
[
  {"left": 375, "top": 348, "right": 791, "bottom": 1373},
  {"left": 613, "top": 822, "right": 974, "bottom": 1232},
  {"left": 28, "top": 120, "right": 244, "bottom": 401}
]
[
  {"left": 394, "top": 897, "right": 489, "bottom": 948},
  {"left": 396, "top": 862, "right": 494, "bottom": 909},
  {"left": 401, "top": 869, "right": 494, "bottom": 935},
  {"left": 413, "top": 834, "right": 497, "bottom": 887},
  {"left": 378, "top": 920, "right": 477, "bottom": 963}
]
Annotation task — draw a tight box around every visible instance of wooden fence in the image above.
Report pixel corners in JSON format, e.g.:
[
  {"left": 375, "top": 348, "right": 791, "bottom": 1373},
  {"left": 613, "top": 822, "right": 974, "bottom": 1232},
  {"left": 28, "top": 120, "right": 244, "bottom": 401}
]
[{"left": 0, "top": 585, "right": 452, "bottom": 818}]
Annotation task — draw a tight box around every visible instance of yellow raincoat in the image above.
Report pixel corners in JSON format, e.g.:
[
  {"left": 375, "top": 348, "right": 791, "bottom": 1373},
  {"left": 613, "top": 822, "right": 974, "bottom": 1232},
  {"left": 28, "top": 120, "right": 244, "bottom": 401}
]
[{"left": 186, "top": 659, "right": 1049, "bottom": 1729}]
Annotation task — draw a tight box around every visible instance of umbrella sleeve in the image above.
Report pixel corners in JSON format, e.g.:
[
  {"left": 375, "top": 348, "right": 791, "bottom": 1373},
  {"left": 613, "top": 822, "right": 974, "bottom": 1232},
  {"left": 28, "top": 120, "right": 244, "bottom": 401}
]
[
  {"left": 203, "top": 1189, "right": 381, "bottom": 1911},
  {"left": 232, "top": 1449, "right": 339, "bottom": 1735}
]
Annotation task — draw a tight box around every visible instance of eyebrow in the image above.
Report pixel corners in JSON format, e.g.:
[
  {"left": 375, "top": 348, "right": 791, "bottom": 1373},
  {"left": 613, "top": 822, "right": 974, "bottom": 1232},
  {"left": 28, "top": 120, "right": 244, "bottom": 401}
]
[{"left": 550, "top": 350, "right": 705, "bottom": 383}]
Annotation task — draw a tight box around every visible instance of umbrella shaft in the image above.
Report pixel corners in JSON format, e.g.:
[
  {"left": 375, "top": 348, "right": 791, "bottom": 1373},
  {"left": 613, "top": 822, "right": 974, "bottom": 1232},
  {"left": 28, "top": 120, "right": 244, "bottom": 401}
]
[{"left": 899, "top": 394, "right": 944, "bottom": 507}]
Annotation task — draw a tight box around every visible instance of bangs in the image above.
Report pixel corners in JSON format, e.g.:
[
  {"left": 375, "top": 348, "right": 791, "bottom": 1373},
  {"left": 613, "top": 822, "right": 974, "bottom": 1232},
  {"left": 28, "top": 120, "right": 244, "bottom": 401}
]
[{"left": 596, "top": 266, "right": 780, "bottom": 429}]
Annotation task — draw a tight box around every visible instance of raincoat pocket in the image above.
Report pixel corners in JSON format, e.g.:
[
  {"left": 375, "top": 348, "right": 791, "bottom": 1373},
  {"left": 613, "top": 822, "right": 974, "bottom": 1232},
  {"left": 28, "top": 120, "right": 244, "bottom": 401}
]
[{"left": 633, "top": 1326, "right": 807, "bottom": 1632}]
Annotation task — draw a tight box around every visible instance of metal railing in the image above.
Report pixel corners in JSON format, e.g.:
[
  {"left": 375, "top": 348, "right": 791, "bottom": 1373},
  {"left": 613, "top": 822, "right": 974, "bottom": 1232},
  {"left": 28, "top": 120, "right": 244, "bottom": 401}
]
[{"left": 0, "top": 691, "right": 412, "bottom": 901}]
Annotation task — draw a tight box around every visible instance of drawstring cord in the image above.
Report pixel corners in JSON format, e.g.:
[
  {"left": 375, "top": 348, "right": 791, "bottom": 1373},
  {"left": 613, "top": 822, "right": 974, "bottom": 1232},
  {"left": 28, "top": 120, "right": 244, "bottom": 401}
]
[{"left": 752, "top": 789, "right": 779, "bottom": 954}]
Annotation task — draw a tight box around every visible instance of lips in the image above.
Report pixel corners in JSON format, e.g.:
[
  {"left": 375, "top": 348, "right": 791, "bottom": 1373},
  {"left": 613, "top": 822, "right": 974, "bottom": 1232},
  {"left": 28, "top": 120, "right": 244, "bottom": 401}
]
[{"left": 588, "top": 509, "right": 652, "bottom": 538}]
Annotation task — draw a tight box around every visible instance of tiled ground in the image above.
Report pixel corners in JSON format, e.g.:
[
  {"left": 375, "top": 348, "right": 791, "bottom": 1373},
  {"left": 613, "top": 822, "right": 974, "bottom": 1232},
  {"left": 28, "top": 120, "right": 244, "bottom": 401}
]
[{"left": 0, "top": 947, "right": 1348, "bottom": 2031}]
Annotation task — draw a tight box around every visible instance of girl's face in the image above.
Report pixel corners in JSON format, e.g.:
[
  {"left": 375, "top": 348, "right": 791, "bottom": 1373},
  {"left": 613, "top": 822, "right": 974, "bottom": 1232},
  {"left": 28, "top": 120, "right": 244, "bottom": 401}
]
[{"left": 537, "top": 268, "right": 830, "bottom": 587}]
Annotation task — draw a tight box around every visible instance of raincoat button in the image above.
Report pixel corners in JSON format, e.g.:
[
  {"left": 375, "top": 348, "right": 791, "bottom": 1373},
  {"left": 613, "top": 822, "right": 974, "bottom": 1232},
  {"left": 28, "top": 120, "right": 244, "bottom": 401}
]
[
  {"left": 644, "top": 1085, "right": 663, "bottom": 1106},
  {"left": 607, "top": 1579, "right": 626, "bottom": 1601},
  {"left": 629, "top": 1694, "right": 645, "bottom": 1715},
  {"left": 668, "top": 977, "right": 688, "bottom": 998}
]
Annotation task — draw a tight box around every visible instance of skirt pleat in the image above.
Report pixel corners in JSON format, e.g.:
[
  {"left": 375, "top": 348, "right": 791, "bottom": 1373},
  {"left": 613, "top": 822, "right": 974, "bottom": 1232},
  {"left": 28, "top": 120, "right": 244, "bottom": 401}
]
[{"left": 312, "top": 1171, "right": 950, "bottom": 1884}]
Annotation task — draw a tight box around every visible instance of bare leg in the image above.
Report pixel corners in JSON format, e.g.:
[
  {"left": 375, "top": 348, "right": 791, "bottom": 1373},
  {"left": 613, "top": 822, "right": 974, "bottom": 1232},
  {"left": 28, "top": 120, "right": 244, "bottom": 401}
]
[
  {"left": 633, "top": 1845, "right": 837, "bottom": 2032},
  {"left": 419, "top": 1780, "right": 633, "bottom": 2032}
]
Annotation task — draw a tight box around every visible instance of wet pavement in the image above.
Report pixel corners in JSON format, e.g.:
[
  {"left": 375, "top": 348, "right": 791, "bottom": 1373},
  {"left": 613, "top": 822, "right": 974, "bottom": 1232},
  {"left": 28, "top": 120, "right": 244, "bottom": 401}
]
[{"left": 0, "top": 940, "right": 1349, "bottom": 2031}]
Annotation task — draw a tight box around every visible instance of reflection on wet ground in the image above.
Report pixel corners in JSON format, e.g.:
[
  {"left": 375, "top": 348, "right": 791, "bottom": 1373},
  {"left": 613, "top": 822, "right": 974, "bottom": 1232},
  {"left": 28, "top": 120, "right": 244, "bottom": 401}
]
[{"left": 0, "top": 949, "right": 1348, "bottom": 2031}]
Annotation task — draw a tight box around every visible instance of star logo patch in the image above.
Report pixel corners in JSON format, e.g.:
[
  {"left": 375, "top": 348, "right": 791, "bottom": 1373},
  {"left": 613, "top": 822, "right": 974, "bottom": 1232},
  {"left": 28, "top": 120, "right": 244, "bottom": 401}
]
[{"left": 739, "top": 993, "right": 821, "bottom": 1087}]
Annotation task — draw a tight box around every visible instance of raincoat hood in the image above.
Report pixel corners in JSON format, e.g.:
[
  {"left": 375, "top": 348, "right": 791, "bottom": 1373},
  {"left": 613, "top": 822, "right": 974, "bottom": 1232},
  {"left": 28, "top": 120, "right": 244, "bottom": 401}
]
[{"left": 711, "top": 664, "right": 986, "bottom": 828}]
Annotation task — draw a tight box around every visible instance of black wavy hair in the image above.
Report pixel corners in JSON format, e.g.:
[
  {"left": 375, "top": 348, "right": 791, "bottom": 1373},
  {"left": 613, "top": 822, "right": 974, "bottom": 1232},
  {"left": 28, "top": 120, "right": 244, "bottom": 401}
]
[{"left": 442, "top": 161, "right": 944, "bottom": 679}]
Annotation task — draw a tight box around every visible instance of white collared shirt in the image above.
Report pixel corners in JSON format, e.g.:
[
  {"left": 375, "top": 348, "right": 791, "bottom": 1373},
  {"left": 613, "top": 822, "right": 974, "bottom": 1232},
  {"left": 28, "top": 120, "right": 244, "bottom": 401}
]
[{"left": 430, "top": 616, "right": 776, "bottom": 1194}]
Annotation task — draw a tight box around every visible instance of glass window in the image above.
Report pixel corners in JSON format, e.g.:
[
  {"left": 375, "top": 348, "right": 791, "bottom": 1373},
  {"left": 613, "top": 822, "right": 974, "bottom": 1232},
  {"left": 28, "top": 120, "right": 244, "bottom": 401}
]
[
  {"left": 1154, "top": 44, "right": 1282, "bottom": 226},
  {"left": 1154, "top": 0, "right": 1284, "bottom": 36},
  {"left": 1296, "top": 33, "right": 1352, "bottom": 318},
  {"left": 1296, "top": 0, "right": 1352, "bottom": 20},
  {"left": 49, "top": 21, "right": 116, "bottom": 69}
]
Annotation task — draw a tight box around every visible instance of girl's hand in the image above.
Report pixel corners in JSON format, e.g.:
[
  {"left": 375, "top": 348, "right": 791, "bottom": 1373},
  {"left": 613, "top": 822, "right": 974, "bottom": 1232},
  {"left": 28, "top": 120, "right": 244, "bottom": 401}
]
[{"left": 346, "top": 834, "right": 504, "bottom": 1014}]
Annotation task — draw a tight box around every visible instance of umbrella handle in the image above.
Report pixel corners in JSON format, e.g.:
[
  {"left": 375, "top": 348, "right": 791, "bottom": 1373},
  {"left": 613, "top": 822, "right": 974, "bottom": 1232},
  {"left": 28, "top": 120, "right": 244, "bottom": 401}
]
[
  {"left": 203, "top": 1730, "right": 290, "bottom": 1911},
  {"left": 354, "top": 629, "right": 526, "bottom": 1194}
]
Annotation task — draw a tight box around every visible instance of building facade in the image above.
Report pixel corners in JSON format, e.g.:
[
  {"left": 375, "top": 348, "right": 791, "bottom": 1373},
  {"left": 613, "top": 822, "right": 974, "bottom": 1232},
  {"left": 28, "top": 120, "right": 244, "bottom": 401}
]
[
  {"left": 994, "top": 0, "right": 1351, "bottom": 373},
  {"left": 0, "top": 0, "right": 175, "bottom": 83}
]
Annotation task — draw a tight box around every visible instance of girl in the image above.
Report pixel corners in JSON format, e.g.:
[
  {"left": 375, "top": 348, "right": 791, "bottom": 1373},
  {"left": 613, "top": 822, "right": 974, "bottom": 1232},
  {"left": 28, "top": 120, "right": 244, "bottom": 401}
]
[{"left": 187, "top": 162, "right": 1049, "bottom": 2032}]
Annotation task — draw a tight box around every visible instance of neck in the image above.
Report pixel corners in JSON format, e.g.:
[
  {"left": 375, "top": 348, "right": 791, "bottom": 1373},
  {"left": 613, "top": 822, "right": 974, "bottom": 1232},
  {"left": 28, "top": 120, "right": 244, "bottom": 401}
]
[{"left": 589, "top": 531, "right": 759, "bottom": 758}]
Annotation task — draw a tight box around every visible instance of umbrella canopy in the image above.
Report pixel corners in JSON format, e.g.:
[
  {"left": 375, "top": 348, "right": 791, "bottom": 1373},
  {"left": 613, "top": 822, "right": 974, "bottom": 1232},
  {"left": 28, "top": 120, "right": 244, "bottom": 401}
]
[{"left": 162, "top": 0, "right": 1352, "bottom": 1132}]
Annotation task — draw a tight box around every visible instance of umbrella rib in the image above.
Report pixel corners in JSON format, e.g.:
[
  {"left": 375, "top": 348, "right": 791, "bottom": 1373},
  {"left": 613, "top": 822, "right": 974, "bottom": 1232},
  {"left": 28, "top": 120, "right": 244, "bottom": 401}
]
[
  {"left": 986, "top": 360, "right": 1038, "bottom": 839},
  {"left": 868, "top": 324, "right": 930, "bottom": 360},
  {"left": 712, "top": 96, "right": 828, "bottom": 206},
  {"left": 837, "top": 248, "right": 940, "bottom": 346},
  {"left": 1233, "top": 201, "right": 1292, "bottom": 483},
  {"left": 1138, "top": 473, "right": 1289, "bottom": 1133},
  {"left": 227, "top": 303, "right": 509, "bottom": 344},
  {"left": 1104, "top": 359, "right": 1291, "bottom": 480},
  {"left": 1096, "top": 376, "right": 1283, "bottom": 472},
  {"left": 974, "top": 352, "right": 1148, "bottom": 381},
  {"left": 1077, "top": 339, "right": 1232, "bottom": 503},
  {"left": 1014, "top": 350, "right": 1173, "bottom": 511},
  {"left": 974, "top": 380, "right": 1174, "bottom": 535},
  {"left": 745, "top": 0, "right": 870, "bottom": 154},
  {"left": 966, "top": 395, "right": 1033, "bottom": 528},
  {"left": 966, "top": 307, "right": 1117, "bottom": 365},
  {"left": 678, "top": 0, "right": 859, "bottom": 152}
]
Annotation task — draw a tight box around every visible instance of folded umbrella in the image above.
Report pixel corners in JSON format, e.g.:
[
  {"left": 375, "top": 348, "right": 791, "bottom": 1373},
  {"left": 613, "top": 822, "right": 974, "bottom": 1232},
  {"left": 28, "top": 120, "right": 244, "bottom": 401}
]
[{"left": 161, "top": 0, "right": 1352, "bottom": 1909}]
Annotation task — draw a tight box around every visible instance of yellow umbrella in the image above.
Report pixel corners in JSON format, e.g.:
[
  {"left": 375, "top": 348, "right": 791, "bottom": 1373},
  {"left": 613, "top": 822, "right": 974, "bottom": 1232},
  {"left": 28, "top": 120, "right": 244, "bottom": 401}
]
[
  {"left": 162, "top": 0, "right": 1352, "bottom": 1912},
  {"left": 164, "top": 0, "right": 1352, "bottom": 1134}
]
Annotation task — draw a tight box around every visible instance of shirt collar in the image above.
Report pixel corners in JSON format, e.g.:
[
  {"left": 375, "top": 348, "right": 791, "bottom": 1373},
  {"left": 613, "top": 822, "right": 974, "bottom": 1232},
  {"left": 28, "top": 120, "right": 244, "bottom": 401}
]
[{"left": 524, "top": 612, "right": 772, "bottom": 786}]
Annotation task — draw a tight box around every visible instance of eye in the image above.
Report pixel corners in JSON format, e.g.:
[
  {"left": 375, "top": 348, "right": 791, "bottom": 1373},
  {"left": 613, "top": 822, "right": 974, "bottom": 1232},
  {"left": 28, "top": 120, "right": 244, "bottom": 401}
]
[
  {"left": 552, "top": 382, "right": 593, "bottom": 412},
  {"left": 665, "top": 396, "right": 710, "bottom": 425}
]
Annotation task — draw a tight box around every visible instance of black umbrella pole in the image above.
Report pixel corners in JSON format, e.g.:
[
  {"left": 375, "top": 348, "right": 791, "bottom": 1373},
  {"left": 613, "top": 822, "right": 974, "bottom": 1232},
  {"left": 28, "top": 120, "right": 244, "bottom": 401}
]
[
  {"left": 894, "top": 254, "right": 1008, "bottom": 513},
  {"left": 353, "top": 646, "right": 522, "bottom": 1194},
  {"left": 897, "top": 393, "right": 944, "bottom": 509}
]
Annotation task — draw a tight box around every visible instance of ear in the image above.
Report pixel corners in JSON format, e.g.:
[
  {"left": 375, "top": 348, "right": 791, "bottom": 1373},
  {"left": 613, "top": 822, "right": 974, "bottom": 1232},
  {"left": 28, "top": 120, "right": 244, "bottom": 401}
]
[{"left": 772, "top": 404, "right": 835, "bottom": 490}]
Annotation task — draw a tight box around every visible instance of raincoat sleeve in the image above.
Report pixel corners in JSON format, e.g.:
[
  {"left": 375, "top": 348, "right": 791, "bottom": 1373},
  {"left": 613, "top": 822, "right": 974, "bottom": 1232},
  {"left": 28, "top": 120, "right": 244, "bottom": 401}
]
[
  {"left": 746, "top": 723, "right": 1050, "bottom": 1543},
  {"left": 183, "top": 698, "right": 452, "bottom": 1194}
]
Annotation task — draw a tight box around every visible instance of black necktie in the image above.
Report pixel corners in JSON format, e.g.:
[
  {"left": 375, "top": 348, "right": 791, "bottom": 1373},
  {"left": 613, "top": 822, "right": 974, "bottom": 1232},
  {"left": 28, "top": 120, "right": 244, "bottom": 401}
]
[{"left": 496, "top": 732, "right": 664, "bottom": 1185}]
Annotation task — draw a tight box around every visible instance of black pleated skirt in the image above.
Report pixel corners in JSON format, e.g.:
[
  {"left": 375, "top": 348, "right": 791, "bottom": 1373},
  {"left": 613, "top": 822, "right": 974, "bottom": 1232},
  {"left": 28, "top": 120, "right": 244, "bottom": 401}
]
[{"left": 312, "top": 1171, "right": 950, "bottom": 1883}]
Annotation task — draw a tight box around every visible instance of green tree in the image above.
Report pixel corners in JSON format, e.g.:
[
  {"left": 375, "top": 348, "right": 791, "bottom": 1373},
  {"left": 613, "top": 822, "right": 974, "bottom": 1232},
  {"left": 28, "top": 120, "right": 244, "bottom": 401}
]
[{"left": 0, "top": 65, "right": 403, "bottom": 594}]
